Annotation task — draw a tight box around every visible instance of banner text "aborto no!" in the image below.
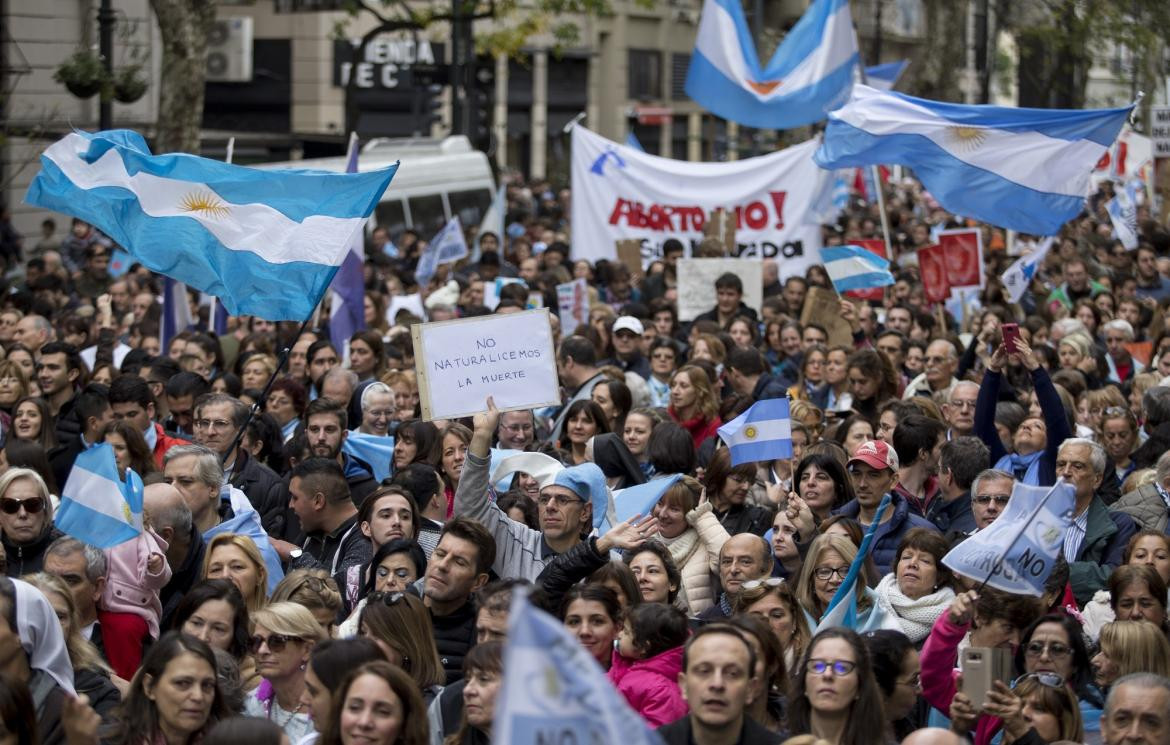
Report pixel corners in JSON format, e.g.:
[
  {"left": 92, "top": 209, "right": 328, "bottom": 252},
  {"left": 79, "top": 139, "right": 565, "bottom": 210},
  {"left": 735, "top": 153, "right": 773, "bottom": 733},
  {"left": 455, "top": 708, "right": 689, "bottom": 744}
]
[{"left": 608, "top": 191, "right": 788, "bottom": 232}]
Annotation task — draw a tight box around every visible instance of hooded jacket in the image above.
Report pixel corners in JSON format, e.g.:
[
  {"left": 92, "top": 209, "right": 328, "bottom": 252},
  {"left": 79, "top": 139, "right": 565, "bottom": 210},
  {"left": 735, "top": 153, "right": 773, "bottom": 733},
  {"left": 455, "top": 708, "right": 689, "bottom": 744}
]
[{"left": 607, "top": 645, "right": 688, "bottom": 728}]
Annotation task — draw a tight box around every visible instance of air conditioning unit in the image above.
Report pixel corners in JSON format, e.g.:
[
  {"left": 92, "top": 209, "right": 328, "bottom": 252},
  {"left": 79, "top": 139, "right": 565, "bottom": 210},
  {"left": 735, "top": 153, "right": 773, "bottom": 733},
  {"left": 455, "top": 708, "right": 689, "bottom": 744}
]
[{"left": 206, "top": 17, "right": 253, "bottom": 82}]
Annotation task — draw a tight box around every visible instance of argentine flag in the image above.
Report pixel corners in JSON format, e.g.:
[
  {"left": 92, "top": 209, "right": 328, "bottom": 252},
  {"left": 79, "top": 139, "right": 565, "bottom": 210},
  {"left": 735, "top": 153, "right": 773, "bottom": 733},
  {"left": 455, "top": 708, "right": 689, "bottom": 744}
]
[
  {"left": 717, "top": 398, "right": 793, "bottom": 466},
  {"left": 598, "top": 474, "right": 683, "bottom": 536},
  {"left": 342, "top": 432, "right": 395, "bottom": 483},
  {"left": 816, "top": 493, "right": 895, "bottom": 633},
  {"left": 1001, "top": 236, "right": 1054, "bottom": 304},
  {"left": 822, "top": 244, "right": 895, "bottom": 292},
  {"left": 685, "top": 0, "right": 857, "bottom": 129},
  {"left": 864, "top": 60, "right": 909, "bottom": 92},
  {"left": 815, "top": 85, "right": 1133, "bottom": 235},
  {"left": 55, "top": 443, "right": 143, "bottom": 549},
  {"left": 25, "top": 129, "right": 397, "bottom": 320}
]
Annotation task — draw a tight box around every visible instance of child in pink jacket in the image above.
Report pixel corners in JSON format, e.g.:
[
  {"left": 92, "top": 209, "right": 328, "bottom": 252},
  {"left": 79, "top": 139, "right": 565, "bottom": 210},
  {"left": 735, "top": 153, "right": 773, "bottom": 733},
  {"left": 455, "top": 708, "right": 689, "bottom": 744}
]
[
  {"left": 99, "top": 524, "right": 171, "bottom": 678},
  {"left": 607, "top": 602, "right": 690, "bottom": 728}
]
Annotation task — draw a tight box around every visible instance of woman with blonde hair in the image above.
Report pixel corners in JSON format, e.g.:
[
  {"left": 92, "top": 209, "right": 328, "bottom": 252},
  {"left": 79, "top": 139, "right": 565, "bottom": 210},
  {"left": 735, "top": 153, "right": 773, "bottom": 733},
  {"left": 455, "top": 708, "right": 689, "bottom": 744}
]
[
  {"left": 0, "top": 358, "right": 29, "bottom": 417},
  {"left": 22, "top": 571, "right": 121, "bottom": 719},
  {"left": 1079, "top": 386, "right": 1127, "bottom": 439},
  {"left": 795, "top": 534, "right": 892, "bottom": 632},
  {"left": 202, "top": 533, "right": 269, "bottom": 612},
  {"left": 358, "top": 591, "right": 445, "bottom": 702},
  {"left": 1093, "top": 620, "right": 1170, "bottom": 690},
  {"left": 245, "top": 601, "right": 328, "bottom": 742},
  {"left": 668, "top": 365, "right": 721, "bottom": 450},
  {"left": 270, "top": 569, "right": 343, "bottom": 638},
  {"left": 648, "top": 475, "right": 730, "bottom": 614},
  {"left": 240, "top": 353, "right": 280, "bottom": 391}
]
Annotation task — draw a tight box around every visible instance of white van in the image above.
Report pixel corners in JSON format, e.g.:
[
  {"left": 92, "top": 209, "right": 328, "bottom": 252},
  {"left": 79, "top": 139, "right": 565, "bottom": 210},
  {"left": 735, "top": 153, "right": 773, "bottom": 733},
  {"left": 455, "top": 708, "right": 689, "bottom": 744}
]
[{"left": 253, "top": 135, "right": 499, "bottom": 243}]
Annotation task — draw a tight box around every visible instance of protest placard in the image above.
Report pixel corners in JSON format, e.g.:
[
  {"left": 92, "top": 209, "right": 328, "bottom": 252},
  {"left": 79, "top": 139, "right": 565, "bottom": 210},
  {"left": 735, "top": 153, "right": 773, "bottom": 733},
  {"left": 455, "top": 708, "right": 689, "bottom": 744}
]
[
  {"left": 676, "top": 258, "right": 763, "bottom": 322},
  {"left": 801, "top": 286, "right": 853, "bottom": 347},
  {"left": 412, "top": 309, "right": 560, "bottom": 421},
  {"left": 939, "top": 228, "right": 983, "bottom": 290},
  {"left": 557, "top": 278, "right": 589, "bottom": 335},
  {"left": 386, "top": 293, "right": 426, "bottom": 325},
  {"left": 615, "top": 240, "right": 644, "bottom": 277},
  {"left": 918, "top": 244, "right": 950, "bottom": 303}
]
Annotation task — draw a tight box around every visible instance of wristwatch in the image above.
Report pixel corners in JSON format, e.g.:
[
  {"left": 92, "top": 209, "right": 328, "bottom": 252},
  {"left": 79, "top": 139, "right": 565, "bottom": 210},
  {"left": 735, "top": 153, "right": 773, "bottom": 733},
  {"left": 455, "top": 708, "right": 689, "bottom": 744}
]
[{"left": 289, "top": 549, "right": 303, "bottom": 560}]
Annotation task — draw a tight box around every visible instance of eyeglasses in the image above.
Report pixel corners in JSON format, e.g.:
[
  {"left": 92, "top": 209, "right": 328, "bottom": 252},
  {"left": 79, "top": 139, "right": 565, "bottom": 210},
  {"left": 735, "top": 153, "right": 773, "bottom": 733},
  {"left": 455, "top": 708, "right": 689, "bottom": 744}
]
[
  {"left": 947, "top": 400, "right": 977, "bottom": 410},
  {"left": 537, "top": 492, "right": 584, "bottom": 507},
  {"left": 501, "top": 423, "right": 534, "bottom": 433},
  {"left": 194, "top": 418, "right": 233, "bottom": 431},
  {"left": 1024, "top": 641, "right": 1072, "bottom": 659},
  {"left": 1012, "top": 672, "right": 1066, "bottom": 689},
  {"left": 972, "top": 494, "right": 1011, "bottom": 506},
  {"left": 741, "top": 578, "right": 785, "bottom": 591},
  {"left": 249, "top": 633, "right": 303, "bottom": 654},
  {"left": 807, "top": 659, "right": 857, "bottom": 676},
  {"left": 0, "top": 497, "right": 46, "bottom": 515},
  {"left": 814, "top": 566, "right": 849, "bottom": 581},
  {"left": 651, "top": 353, "right": 676, "bottom": 361}
]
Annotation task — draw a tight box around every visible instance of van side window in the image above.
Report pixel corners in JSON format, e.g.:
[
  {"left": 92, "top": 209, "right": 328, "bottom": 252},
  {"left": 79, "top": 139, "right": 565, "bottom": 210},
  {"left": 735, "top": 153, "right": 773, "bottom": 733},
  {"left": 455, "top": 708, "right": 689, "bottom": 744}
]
[
  {"left": 408, "top": 194, "right": 447, "bottom": 237},
  {"left": 448, "top": 189, "right": 493, "bottom": 229},
  {"left": 375, "top": 199, "right": 408, "bottom": 240}
]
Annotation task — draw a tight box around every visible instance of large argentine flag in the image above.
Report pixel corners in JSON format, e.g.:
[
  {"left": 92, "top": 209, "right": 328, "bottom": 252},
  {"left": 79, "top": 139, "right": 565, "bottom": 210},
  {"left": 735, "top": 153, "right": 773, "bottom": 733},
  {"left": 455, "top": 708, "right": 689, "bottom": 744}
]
[
  {"left": 55, "top": 444, "right": 143, "bottom": 549},
  {"left": 815, "top": 85, "right": 1133, "bottom": 235},
  {"left": 685, "top": 0, "right": 857, "bottom": 129},
  {"left": 25, "top": 129, "right": 397, "bottom": 320},
  {"left": 718, "top": 398, "right": 793, "bottom": 466},
  {"left": 823, "top": 244, "right": 896, "bottom": 292}
]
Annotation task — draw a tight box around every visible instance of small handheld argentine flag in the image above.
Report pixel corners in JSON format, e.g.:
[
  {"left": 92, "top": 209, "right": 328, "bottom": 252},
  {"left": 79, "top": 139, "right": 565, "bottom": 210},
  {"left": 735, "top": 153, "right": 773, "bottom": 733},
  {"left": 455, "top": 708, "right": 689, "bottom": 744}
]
[
  {"left": 55, "top": 443, "right": 143, "bottom": 549},
  {"left": 717, "top": 398, "right": 793, "bottom": 466},
  {"left": 822, "top": 244, "right": 896, "bottom": 293}
]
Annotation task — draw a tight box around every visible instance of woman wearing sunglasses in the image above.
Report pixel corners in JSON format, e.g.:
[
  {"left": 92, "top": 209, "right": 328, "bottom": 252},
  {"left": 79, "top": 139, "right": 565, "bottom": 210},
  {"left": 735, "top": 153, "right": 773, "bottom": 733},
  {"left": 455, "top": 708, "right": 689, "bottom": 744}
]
[
  {"left": 951, "top": 672, "right": 1084, "bottom": 745},
  {"left": 786, "top": 627, "right": 886, "bottom": 745},
  {"left": 0, "top": 467, "right": 60, "bottom": 576},
  {"left": 1010, "top": 614, "right": 1104, "bottom": 739},
  {"left": 244, "top": 602, "right": 328, "bottom": 743}
]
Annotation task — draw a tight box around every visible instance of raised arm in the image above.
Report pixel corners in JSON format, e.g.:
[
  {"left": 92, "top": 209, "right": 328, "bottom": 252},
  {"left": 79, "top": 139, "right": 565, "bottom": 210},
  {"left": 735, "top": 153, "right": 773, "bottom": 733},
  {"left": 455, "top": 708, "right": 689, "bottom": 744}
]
[{"left": 973, "top": 345, "right": 1008, "bottom": 465}]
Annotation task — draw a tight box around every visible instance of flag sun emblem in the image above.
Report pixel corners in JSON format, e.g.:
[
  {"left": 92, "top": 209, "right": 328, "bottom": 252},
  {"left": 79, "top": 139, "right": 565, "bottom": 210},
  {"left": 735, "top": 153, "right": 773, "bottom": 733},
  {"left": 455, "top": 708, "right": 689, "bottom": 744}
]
[
  {"left": 947, "top": 126, "right": 988, "bottom": 150},
  {"left": 744, "top": 425, "right": 758, "bottom": 439},
  {"left": 179, "top": 191, "right": 231, "bottom": 219}
]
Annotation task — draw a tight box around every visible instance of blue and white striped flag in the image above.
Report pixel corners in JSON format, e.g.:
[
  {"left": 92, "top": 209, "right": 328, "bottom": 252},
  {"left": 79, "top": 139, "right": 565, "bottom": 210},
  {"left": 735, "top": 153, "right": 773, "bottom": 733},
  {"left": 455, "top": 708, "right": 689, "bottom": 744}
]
[
  {"left": 717, "top": 398, "right": 793, "bottom": 466},
  {"left": 685, "top": 0, "right": 857, "bottom": 129},
  {"left": 864, "top": 60, "right": 909, "bottom": 91},
  {"left": 822, "top": 244, "right": 896, "bottom": 292},
  {"left": 598, "top": 474, "right": 682, "bottom": 536},
  {"left": 815, "top": 85, "right": 1133, "bottom": 235},
  {"left": 342, "top": 432, "right": 395, "bottom": 483},
  {"left": 25, "top": 129, "right": 397, "bottom": 320},
  {"left": 55, "top": 443, "right": 143, "bottom": 549},
  {"left": 330, "top": 133, "right": 368, "bottom": 355},
  {"left": 496, "top": 590, "right": 665, "bottom": 745},
  {"left": 207, "top": 485, "right": 285, "bottom": 594}
]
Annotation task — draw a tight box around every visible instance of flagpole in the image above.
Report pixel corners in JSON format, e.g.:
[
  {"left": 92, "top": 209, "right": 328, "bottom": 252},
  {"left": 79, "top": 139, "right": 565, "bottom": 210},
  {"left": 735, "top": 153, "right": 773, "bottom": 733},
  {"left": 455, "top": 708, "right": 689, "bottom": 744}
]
[{"left": 974, "top": 479, "right": 1065, "bottom": 594}]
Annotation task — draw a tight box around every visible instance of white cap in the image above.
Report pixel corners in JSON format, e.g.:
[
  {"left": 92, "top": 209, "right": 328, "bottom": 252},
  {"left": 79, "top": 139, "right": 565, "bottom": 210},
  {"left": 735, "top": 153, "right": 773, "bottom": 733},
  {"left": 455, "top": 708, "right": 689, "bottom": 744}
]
[{"left": 612, "top": 316, "right": 645, "bottom": 335}]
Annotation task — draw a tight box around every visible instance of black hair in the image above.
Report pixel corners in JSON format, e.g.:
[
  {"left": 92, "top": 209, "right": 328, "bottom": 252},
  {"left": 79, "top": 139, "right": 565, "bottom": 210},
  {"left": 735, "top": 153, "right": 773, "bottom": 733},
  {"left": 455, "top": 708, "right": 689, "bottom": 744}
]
[
  {"left": 165, "top": 370, "right": 211, "bottom": 399},
  {"left": 361, "top": 539, "right": 428, "bottom": 599},
  {"left": 647, "top": 421, "right": 696, "bottom": 476},
  {"left": 204, "top": 716, "right": 283, "bottom": 745},
  {"left": 714, "top": 272, "right": 743, "bottom": 294},
  {"left": 75, "top": 382, "right": 111, "bottom": 423},
  {"left": 560, "top": 584, "right": 623, "bottom": 624},
  {"left": 622, "top": 541, "right": 682, "bottom": 604},
  {"left": 891, "top": 413, "right": 947, "bottom": 468},
  {"left": 1014, "top": 613, "right": 1100, "bottom": 707},
  {"left": 939, "top": 436, "right": 991, "bottom": 490},
  {"left": 108, "top": 374, "right": 154, "bottom": 409},
  {"left": 496, "top": 490, "right": 539, "bottom": 529},
  {"left": 290, "top": 457, "right": 348, "bottom": 503},
  {"left": 682, "top": 623, "right": 758, "bottom": 677},
  {"left": 558, "top": 335, "right": 597, "bottom": 366},
  {"left": 169, "top": 579, "right": 251, "bottom": 659},
  {"left": 726, "top": 347, "right": 767, "bottom": 376},
  {"left": 625, "top": 602, "right": 688, "bottom": 659},
  {"left": 308, "top": 637, "right": 386, "bottom": 689},
  {"left": 862, "top": 629, "right": 915, "bottom": 697},
  {"left": 794, "top": 452, "right": 857, "bottom": 511},
  {"left": 390, "top": 462, "right": 441, "bottom": 506}
]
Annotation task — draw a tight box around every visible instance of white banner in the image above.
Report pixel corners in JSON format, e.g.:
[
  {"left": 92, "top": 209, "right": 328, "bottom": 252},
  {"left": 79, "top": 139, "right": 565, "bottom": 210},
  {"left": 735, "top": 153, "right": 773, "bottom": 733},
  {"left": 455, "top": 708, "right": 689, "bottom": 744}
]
[{"left": 570, "top": 126, "right": 833, "bottom": 279}]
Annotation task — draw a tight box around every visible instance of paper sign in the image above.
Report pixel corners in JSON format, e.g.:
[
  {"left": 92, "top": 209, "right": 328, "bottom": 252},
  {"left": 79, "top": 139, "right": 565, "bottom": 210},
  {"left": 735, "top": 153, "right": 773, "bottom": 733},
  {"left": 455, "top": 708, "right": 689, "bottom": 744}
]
[
  {"left": 412, "top": 309, "right": 560, "bottom": 421},
  {"left": 918, "top": 244, "right": 950, "bottom": 303},
  {"left": 800, "top": 286, "right": 853, "bottom": 347},
  {"left": 939, "top": 228, "right": 983, "bottom": 290},
  {"left": 844, "top": 239, "right": 888, "bottom": 302},
  {"left": 616, "top": 240, "right": 644, "bottom": 277},
  {"left": 556, "top": 278, "right": 589, "bottom": 335},
  {"left": 676, "top": 258, "right": 763, "bottom": 322}
]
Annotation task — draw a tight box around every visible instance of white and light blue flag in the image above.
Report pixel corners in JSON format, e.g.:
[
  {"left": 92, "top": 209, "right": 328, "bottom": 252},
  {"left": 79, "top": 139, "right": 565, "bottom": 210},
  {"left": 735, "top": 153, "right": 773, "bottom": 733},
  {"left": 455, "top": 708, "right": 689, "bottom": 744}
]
[
  {"left": 495, "top": 590, "right": 665, "bottom": 745},
  {"left": 55, "top": 443, "right": 143, "bottom": 548},
  {"left": 717, "top": 398, "right": 793, "bottom": 466},
  {"left": 942, "top": 480, "right": 1076, "bottom": 596},
  {"left": 822, "top": 244, "right": 896, "bottom": 292},
  {"left": 415, "top": 216, "right": 468, "bottom": 285},
  {"left": 685, "top": 0, "right": 857, "bottom": 129},
  {"left": 864, "top": 60, "right": 909, "bottom": 91},
  {"left": 1001, "top": 236, "right": 1055, "bottom": 304},
  {"left": 25, "top": 129, "right": 397, "bottom": 320},
  {"left": 342, "top": 432, "right": 395, "bottom": 483},
  {"left": 599, "top": 474, "right": 683, "bottom": 536},
  {"left": 625, "top": 131, "right": 645, "bottom": 152},
  {"left": 1107, "top": 180, "right": 1140, "bottom": 250},
  {"left": 814, "top": 85, "right": 1133, "bottom": 235},
  {"left": 330, "top": 133, "right": 368, "bottom": 356}
]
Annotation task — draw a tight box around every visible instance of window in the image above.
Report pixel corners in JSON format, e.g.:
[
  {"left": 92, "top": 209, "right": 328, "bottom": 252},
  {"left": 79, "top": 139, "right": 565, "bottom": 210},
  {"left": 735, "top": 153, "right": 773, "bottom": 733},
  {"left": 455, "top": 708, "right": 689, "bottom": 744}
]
[
  {"left": 406, "top": 194, "right": 447, "bottom": 237},
  {"left": 628, "top": 49, "right": 662, "bottom": 100},
  {"left": 447, "top": 188, "right": 493, "bottom": 229},
  {"left": 671, "top": 53, "right": 691, "bottom": 100},
  {"left": 374, "top": 199, "right": 408, "bottom": 241}
]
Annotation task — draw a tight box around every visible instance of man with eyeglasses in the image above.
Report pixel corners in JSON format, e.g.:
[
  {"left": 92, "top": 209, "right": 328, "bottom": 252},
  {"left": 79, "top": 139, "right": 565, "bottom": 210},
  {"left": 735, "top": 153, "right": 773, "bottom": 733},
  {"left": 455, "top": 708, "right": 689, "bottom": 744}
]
[
  {"left": 968, "top": 469, "right": 1016, "bottom": 533},
  {"left": 695, "top": 534, "right": 772, "bottom": 623},
  {"left": 1100, "top": 672, "right": 1170, "bottom": 745},
  {"left": 836, "top": 440, "right": 936, "bottom": 575},
  {"left": 495, "top": 409, "right": 536, "bottom": 451},
  {"left": 902, "top": 339, "right": 959, "bottom": 401},
  {"left": 1056, "top": 437, "right": 1137, "bottom": 606},
  {"left": 942, "top": 381, "right": 980, "bottom": 439}
]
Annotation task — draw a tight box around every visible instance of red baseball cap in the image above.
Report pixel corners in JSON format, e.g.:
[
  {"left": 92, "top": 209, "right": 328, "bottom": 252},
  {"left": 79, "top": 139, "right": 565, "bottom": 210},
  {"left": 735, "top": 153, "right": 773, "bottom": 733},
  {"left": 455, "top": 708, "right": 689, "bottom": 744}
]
[{"left": 848, "top": 440, "right": 899, "bottom": 472}]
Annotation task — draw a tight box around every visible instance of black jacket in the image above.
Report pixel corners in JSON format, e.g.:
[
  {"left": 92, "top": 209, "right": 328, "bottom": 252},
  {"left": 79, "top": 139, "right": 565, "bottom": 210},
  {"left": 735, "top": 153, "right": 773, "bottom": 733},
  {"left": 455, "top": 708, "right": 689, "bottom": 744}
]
[
  {"left": 2, "top": 524, "right": 64, "bottom": 577},
  {"left": 52, "top": 395, "right": 82, "bottom": 448},
  {"left": 228, "top": 450, "right": 287, "bottom": 536},
  {"left": 75, "top": 667, "right": 121, "bottom": 723},
  {"left": 714, "top": 503, "right": 774, "bottom": 537},
  {"left": 536, "top": 537, "right": 611, "bottom": 611},
  {"left": 923, "top": 491, "right": 976, "bottom": 534},
  {"left": 751, "top": 373, "right": 789, "bottom": 403},
  {"left": 693, "top": 302, "right": 759, "bottom": 328},
  {"left": 658, "top": 716, "right": 782, "bottom": 745},
  {"left": 160, "top": 526, "right": 206, "bottom": 629},
  {"left": 48, "top": 437, "right": 86, "bottom": 496},
  {"left": 431, "top": 600, "right": 478, "bottom": 685}
]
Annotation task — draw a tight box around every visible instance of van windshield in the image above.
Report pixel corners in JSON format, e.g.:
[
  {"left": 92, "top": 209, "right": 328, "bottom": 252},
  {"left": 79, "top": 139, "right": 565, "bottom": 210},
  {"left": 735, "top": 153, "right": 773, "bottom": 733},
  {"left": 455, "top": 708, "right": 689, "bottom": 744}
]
[
  {"left": 407, "top": 194, "right": 447, "bottom": 238},
  {"left": 448, "top": 188, "right": 493, "bottom": 229}
]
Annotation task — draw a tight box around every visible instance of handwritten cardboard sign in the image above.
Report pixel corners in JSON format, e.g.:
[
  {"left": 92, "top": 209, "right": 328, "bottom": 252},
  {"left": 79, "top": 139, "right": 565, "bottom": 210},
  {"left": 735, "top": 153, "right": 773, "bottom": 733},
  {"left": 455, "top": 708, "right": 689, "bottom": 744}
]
[
  {"left": 412, "top": 309, "right": 560, "bottom": 420},
  {"left": 801, "top": 286, "right": 853, "bottom": 347}
]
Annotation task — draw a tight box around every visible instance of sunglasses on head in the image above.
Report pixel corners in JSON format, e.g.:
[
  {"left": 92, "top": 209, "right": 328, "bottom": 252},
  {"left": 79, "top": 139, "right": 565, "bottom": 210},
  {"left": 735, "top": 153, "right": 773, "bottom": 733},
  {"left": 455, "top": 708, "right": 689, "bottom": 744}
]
[
  {"left": 248, "top": 633, "right": 303, "bottom": 654},
  {"left": 0, "top": 497, "right": 45, "bottom": 515},
  {"left": 1013, "top": 672, "right": 1066, "bottom": 689}
]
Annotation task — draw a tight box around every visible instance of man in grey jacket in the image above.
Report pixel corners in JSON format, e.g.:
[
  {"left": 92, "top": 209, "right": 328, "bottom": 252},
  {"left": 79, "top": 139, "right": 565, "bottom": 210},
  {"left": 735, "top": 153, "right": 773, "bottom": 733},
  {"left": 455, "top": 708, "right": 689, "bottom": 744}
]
[{"left": 455, "top": 396, "right": 646, "bottom": 581}]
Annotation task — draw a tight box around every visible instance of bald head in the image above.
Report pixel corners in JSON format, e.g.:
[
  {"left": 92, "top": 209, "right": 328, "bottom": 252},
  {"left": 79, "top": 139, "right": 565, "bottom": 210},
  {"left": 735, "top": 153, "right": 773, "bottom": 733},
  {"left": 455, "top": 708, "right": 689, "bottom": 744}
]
[
  {"left": 718, "top": 532, "right": 771, "bottom": 595},
  {"left": 901, "top": 728, "right": 964, "bottom": 745},
  {"left": 143, "top": 481, "right": 191, "bottom": 538}
]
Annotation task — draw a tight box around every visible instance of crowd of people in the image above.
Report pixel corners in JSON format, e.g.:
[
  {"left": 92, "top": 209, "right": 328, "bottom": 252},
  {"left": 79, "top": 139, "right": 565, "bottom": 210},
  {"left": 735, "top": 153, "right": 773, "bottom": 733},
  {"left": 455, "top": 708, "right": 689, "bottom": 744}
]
[{"left": 2, "top": 170, "right": 1170, "bottom": 745}]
